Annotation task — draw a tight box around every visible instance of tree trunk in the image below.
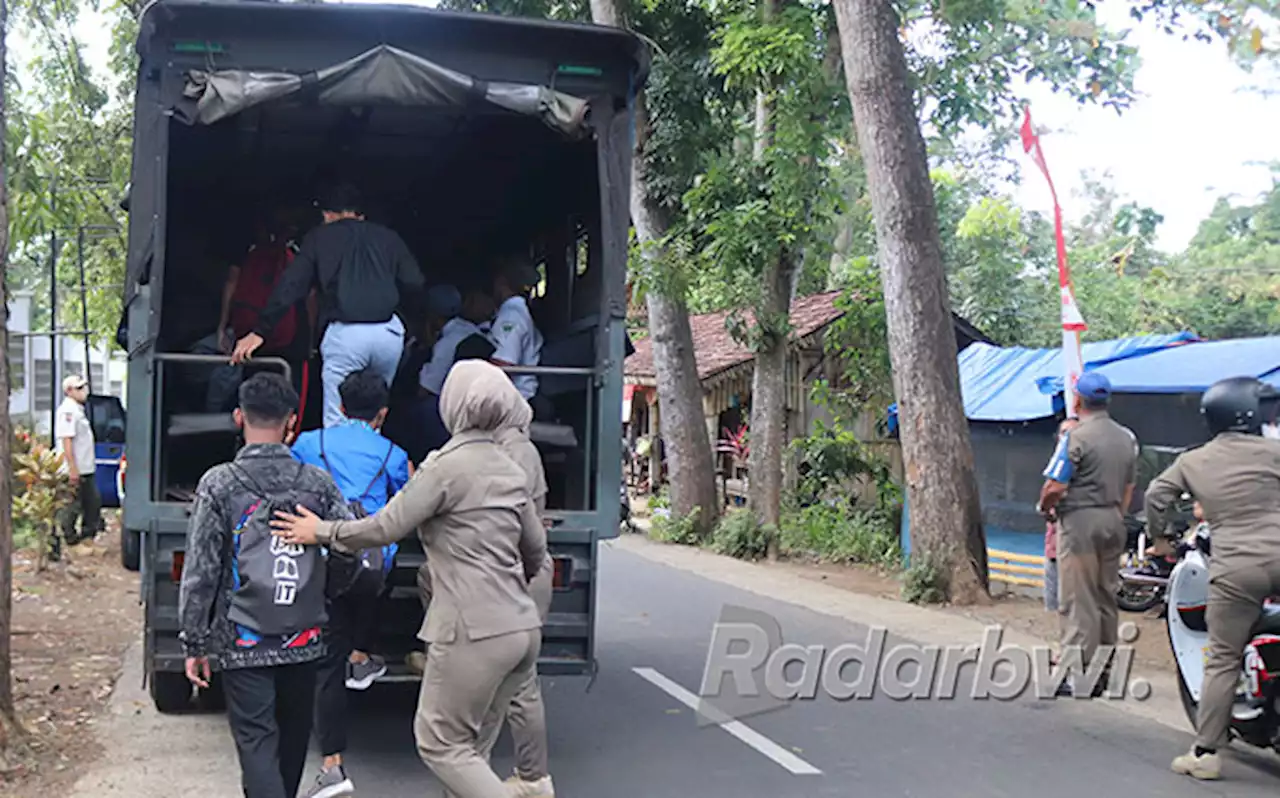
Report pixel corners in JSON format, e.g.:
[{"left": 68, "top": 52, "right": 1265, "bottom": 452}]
[
  {"left": 593, "top": 0, "right": 720, "bottom": 534},
  {"left": 0, "top": 0, "right": 25, "bottom": 757},
  {"left": 831, "top": 0, "right": 989, "bottom": 603},
  {"left": 746, "top": 0, "right": 793, "bottom": 554}
]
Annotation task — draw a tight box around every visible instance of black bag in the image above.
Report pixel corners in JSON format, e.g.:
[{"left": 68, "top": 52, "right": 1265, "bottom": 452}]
[
  {"left": 226, "top": 463, "right": 328, "bottom": 636},
  {"left": 319, "top": 430, "right": 395, "bottom": 600},
  {"left": 330, "top": 226, "right": 400, "bottom": 324}
]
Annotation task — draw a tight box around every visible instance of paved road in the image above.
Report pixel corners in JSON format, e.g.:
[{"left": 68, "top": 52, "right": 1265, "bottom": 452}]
[{"left": 323, "top": 544, "right": 1280, "bottom": 797}]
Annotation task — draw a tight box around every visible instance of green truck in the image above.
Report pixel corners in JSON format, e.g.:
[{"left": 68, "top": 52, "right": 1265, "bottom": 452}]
[{"left": 119, "top": 0, "right": 648, "bottom": 713}]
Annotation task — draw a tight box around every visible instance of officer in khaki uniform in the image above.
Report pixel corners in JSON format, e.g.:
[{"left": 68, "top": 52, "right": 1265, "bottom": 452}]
[
  {"left": 1146, "top": 377, "right": 1280, "bottom": 781},
  {"left": 1038, "top": 372, "right": 1138, "bottom": 697},
  {"left": 273, "top": 360, "right": 547, "bottom": 798},
  {"left": 415, "top": 363, "right": 556, "bottom": 797}
]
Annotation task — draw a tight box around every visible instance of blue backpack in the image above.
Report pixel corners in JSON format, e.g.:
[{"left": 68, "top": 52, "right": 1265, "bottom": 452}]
[{"left": 318, "top": 430, "right": 398, "bottom": 599}]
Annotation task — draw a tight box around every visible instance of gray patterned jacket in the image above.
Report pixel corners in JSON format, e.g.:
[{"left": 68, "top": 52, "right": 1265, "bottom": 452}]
[{"left": 178, "top": 443, "right": 353, "bottom": 670}]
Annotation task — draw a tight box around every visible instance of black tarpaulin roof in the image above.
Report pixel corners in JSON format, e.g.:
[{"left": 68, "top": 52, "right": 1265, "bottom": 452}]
[{"left": 176, "top": 44, "right": 591, "bottom": 136}]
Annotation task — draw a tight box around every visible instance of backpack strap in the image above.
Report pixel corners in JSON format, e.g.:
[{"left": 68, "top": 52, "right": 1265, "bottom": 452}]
[{"left": 356, "top": 440, "right": 395, "bottom": 505}]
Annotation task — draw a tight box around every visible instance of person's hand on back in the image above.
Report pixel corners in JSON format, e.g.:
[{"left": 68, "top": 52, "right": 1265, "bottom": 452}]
[{"left": 230, "top": 332, "right": 263, "bottom": 365}]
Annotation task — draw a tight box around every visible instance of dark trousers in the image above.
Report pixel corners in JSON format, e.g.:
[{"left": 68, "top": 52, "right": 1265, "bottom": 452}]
[
  {"left": 56, "top": 474, "right": 102, "bottom": 547},
  {"left": 223, "top": 661, "right": 319, "bottom": 798},
  {"left": 315, "top": 591, "right": 379, "bottom": 757}
]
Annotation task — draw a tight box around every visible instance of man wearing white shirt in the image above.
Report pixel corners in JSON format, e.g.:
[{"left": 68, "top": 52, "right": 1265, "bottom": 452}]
[
  {"left": 488, "top": 257, "right": 547, "bottom": 416},
  {"left": 416, "top": 287, "right": 497, "bottom": 453},
  {"left": 55, "top": 374, "right": 100, "bottom": 557}
]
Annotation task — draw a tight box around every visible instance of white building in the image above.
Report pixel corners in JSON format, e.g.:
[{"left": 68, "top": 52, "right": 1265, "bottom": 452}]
[{"left": 8, "top": 290, "right": 128, "bottom": 436}]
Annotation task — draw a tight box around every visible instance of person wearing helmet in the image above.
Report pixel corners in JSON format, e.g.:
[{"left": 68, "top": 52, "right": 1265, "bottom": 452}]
[
  {"left": 1146, "top": 376, "right": 1280, "bottom": 780},
  {"left": 1037, "top": 372, "right": 1140, "bottom": 697}
]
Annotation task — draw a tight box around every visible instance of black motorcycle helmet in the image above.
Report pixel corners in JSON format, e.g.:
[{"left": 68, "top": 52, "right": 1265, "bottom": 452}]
[{"left": 1200, "top": 376, "right": 1277, "bottom": 436}]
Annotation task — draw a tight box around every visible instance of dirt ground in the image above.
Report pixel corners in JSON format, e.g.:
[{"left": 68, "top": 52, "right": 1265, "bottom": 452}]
[{"left": 1, "top": 516, "right": 142, "bottom": 796}]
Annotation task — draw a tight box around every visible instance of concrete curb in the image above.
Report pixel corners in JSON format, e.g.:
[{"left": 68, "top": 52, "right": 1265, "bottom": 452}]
[{"left": 606, "top": 532, "right": 1192, "bottom": 734}]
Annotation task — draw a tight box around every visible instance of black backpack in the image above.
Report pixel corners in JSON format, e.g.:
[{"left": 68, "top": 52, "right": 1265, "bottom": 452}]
[
  {"left": 318, "top": 429, "right": 396, "bottom": 600},
  {"left": 329, "top": 224, "right": 400, "bottom": 324},
  {"left": 226, "top": 463, "right": 328, "bottom": 637}
]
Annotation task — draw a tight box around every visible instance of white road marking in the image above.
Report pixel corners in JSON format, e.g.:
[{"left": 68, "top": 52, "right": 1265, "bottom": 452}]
[{"left": 632, "top": 666, "right": 822, "bottom": 776}]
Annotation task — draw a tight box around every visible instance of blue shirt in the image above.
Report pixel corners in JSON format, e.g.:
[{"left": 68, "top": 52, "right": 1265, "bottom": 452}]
[{"left": 291, "top": 420, "right": 411, "bottom": 515}]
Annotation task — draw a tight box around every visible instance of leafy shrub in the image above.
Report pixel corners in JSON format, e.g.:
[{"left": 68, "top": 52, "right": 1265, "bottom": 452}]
[
  {"left": 12, "top": 434, "right": 77, "bottom": 569},
  {"left": 710, "top": 509, "right": 770, "bottom": 561},
  {"left": 650, "top": 506, "right": 703, "bottom": 546},
  {"left": 779, "top": 502, "right": 900, "bottom": 569},
  {"left": 902, "top": 551, "right": 949, "bottom": 605}
]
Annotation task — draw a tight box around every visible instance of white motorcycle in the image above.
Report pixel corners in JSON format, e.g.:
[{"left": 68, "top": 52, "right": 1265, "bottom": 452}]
[{"left": 1166, "top": 524, "right": 1280, "bottom": 751}]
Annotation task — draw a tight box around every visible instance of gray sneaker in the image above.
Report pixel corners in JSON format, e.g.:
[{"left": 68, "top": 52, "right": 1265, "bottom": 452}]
[
  {"left": 345, "top": 655, "right": 387, "bottom": 690},
  {"left": 301, "top": 765, "right": 354, "bottom": 798}
]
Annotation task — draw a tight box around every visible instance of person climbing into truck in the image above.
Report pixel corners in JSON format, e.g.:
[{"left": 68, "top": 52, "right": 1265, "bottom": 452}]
[
  {"left": 290, "top": 368, "right": 413, "bottom": 798},
  {"left": 178, "top": 372, "right": 353, "bottom": 798},
  {"left": 230, "top": 182, "right": 427, "bottom": 429}
]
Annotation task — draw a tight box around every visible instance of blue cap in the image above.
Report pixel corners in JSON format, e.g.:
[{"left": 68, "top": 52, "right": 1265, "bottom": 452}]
[
  {"left": 1076, "top": 371, "right": 1111, "bottom": 401},
  {"left": 426, "top": 284, "right": 462, "bottom": 318}
]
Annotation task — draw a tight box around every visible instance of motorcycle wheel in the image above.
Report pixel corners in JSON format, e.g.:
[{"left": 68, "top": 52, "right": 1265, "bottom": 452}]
[{"left": 1117, "top": 582, "right": 1161, "bottom": 613}]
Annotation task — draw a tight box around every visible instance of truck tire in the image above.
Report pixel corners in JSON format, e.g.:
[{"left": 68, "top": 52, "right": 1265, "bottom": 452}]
[
  {"left": 196, "top": 674, "right": 226, "bottom": 713},
  {"left": 151, "top": 671, "right": 192, "bottom": 714},
  {"left": 121, "top": 527, "right": 141, "bottom": 572}
]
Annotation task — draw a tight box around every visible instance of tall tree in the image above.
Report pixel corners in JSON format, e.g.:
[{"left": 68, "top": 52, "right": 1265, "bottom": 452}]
[
  {"left": 833, "top": 0, "right": 988, "bottom": 602},
  {"left": 591, "top": 0, "right": 721, "bottom": 534},
  {"left": 0, "top": 0, "right": 24, "bottom": 762}
]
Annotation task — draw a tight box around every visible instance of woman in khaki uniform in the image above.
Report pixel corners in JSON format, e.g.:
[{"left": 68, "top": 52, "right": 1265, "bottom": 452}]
[{"left": 273, "top": 360, "right": 547, "bottom": 798}]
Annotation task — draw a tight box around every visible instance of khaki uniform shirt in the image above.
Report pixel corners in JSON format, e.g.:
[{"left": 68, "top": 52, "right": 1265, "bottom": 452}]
[
  {"left": 1145, "top": 433, "right": 1280, "bottom": 574},
  {"left": 1052, "top": 412, "right": 1139, "bottom": 515},
  {"left": 315, "top": 429, "right": 547, "bottom": 644}
]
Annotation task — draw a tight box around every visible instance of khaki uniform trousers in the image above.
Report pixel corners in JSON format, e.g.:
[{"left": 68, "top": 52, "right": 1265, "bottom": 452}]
[
  {"left": 1196, "top": 561, "right": 1280, "bottom": 749},
  {"left": 417, "top": 561, "right": 553, "bottom": 788},
  {"left": 1057, "top": 506, "right": 1126, "bottom": 669}
]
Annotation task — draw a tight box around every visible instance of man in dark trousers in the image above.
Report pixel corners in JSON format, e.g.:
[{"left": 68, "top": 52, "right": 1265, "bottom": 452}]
[
  {"left": 178, "top": 373, "right": 353, "bottom": 798},
  {"left": 1038, "top": 372, "right": 1139, "bottom": 697},
  {"left": 231, "top": 183, "right": 426, "bottom": 429}
]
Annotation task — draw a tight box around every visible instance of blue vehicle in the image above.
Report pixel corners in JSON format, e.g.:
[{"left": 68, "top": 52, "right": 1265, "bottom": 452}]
[{"left": 85, "top": 393, "right": 127, "bottom": 507}]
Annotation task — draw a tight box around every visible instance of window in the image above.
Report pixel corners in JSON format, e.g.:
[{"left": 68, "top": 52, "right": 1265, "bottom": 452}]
[
  {"left": 33, "top": 359, "right": 53, "bottom": 411},
  {"left": 8, "top": 338, "right": 24, "bottom": 392},
  {"left": 91, "top": 363, "right": 105, "bottom": 392},
  {"left": 110, "top": 380, "right": 124, "bottom": 398}
]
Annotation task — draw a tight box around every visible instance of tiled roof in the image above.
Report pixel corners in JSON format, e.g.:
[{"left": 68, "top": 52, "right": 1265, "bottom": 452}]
[{"left": 624, "top": 291, "right": 847, "bottom": 382}]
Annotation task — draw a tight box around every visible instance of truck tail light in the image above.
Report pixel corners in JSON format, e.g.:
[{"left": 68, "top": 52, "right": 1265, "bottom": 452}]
[
  {"left": 552, "top": 556, "right": 572, "bottom": 590},
  {"left": 171, "top": 551, "right": 185, "bottom": 583}
]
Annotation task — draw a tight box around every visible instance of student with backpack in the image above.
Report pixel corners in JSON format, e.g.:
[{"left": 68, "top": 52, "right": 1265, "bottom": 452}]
[
  {"left": 231, "top": 183, "right": 427, "bottom": 429},
  {"left": 290, "top": 368, "right": 412, "bottom": 798},
  {"left": 178, "top": 373, "right": 353, "bottom": 798}
]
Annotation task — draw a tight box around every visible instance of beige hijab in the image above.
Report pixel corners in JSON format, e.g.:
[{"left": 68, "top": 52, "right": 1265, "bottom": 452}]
[{"left": 438, "top": 360, "right": 548, "bottom": 512}]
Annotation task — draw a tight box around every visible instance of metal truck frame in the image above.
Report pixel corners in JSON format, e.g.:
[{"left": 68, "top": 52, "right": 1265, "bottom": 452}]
[{"left": 120, "top": 0, "right": 648, "bottom": 713}]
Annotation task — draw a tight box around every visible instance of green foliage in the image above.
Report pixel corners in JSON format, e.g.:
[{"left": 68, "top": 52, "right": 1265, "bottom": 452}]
[
  {"left": 710, "top": 508, "right": 771, "bottom": 560},
  {"left": 790, "top": 420, "right": 898, "bottom": 506},
  {"left": 902, "top": 551, "right": 949, "bottom": 605},
  {"left": 778, "top": 503, "right": 901, "bottom": 569},
  {"left": 649, "top": 506, "right": 704, "bottom": 545},
  {"left": 7, "top": 0, "right": 138, "bottom": 346},
  {"left": 12, "top": 430, "right": 77, "bottom": 569}
]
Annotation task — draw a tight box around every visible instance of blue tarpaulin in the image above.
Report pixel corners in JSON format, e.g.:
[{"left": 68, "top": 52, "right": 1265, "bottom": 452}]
[
  {"left": 886, "top": 332, "right": 1197, "bottom": 429},
  {"left": 1037, "top": 335, "right": 1280, "bottom": 394}
]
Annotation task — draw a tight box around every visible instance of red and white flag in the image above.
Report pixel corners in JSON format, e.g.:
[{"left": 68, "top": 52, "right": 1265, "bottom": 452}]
[{"left": 1020, "top": 106, "right": 1088, "bottom": 417}]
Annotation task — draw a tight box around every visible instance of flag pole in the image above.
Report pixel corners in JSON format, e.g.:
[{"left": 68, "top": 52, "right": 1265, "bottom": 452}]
[{"left": 1020, "top": 106, "right": 1087, "bottom": 419}]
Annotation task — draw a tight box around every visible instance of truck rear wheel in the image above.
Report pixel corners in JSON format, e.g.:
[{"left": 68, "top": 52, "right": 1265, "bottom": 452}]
[
  {"left": 151, "top": 671, "right": 192, "bottom": 714},
  {"left": 121, "top": 527, "right": 141, "bottom": 572}
]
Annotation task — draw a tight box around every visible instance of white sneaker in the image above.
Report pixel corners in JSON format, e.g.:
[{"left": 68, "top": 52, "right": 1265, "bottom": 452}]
[
  {"left": 1171, "top": 748, "right": 1221, "bottom": 780},
  {"left": 504, "top": 773, "right": 555, "bottom": 797}
]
